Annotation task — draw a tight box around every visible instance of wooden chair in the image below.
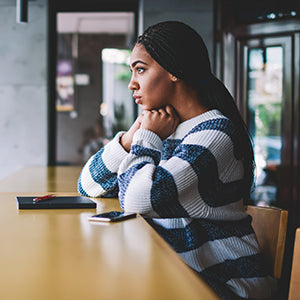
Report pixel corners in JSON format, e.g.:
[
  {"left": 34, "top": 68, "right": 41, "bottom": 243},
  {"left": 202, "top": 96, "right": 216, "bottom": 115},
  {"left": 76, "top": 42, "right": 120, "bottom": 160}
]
[
  {"left": 288, "top": 228, "right": 300, "bottom": 300},
  {"left": 245, "top": 205, "right": 288, "bottom": 279}
]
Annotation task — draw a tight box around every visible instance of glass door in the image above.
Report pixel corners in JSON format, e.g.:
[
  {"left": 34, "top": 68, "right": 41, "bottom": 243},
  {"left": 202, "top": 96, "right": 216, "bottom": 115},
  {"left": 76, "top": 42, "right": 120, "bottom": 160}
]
[
  {"left": 54, "top": 12, "right": 135, "bottom": 165},
  {"left": 247, "top": 46, "right": 283, "bottom": 206},
  {"left": 240, "top": 36, "right": 293, "bottom": 208}
]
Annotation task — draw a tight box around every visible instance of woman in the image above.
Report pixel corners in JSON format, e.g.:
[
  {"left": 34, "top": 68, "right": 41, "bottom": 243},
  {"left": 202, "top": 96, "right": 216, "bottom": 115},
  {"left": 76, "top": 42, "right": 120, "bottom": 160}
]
[{"left": 78, "top": 21, "right": 272, "bottom": 299}]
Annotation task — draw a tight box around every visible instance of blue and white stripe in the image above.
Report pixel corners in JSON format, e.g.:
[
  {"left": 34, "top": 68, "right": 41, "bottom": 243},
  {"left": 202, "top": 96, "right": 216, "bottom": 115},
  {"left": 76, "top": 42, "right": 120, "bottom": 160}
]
[{"left": 78, "top": 131, "right": 127, "bottom": 197}]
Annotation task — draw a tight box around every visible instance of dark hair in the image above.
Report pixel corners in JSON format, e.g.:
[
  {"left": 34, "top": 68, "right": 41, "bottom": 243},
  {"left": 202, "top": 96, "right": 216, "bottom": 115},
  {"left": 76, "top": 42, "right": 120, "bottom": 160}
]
[{"left": 137, "top": 21, "right": 255, "bottom": 203}]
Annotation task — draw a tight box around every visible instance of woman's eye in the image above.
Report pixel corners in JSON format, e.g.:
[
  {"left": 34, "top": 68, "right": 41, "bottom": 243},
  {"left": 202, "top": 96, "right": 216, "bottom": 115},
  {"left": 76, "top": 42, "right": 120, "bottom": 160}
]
[{"left": 137, "top": 67, "right": 145, "bottom": 74}]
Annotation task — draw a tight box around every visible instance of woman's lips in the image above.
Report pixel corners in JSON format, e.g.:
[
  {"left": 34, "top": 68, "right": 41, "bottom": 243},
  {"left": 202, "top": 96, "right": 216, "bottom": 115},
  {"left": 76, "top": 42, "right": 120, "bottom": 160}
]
[{"left": 134, "top": 95, "right": 142, "bottom": 104}]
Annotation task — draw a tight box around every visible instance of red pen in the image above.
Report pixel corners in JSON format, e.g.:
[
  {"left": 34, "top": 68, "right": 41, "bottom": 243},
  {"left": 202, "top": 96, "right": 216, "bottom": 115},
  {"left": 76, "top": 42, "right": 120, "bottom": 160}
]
[{"left": 33, "top": 194, "right": 56, "bottom": 203}]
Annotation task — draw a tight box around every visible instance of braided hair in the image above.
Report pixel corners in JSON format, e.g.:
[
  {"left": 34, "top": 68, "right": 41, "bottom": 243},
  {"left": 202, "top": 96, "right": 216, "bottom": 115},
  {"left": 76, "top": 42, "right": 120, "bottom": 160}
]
[
  {"left": 136, "top": 21, "right": 255, "bottom": 203},
  {"left": 137, "top": 21, "right": 211, "bottom": 89}
]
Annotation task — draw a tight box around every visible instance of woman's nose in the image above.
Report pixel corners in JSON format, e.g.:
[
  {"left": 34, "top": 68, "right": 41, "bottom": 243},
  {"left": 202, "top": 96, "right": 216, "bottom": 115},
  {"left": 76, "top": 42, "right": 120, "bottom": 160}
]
[{"left": 128, "top": 76, "right": 138, "bottom": 90}]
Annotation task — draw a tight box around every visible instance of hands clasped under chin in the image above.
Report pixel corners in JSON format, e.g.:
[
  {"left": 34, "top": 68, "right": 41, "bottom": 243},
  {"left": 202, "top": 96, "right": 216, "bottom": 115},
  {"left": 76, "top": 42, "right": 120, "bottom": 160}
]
[
  {"left": 140, "top": 105, "right": 180, "bottom": 140},
  {"left": 120, "top": 105, "right": 180, "bottom": 152}
]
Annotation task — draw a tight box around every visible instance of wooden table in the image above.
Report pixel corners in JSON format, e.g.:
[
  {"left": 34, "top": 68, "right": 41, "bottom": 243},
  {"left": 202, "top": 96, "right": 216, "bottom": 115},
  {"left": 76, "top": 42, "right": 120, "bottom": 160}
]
[
  {"left": 0, "top": 167, "right": 220, "bottom": 300},
  {"left": 0, "top": 166, "right": 82, "bottom": 193}
]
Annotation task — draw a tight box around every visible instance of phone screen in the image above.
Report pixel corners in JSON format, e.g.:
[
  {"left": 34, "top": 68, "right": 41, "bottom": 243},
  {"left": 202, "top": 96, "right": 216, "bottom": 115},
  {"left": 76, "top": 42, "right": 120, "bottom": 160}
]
[{"left": 88, "top": 211, "right": 137, "bottom": 222}]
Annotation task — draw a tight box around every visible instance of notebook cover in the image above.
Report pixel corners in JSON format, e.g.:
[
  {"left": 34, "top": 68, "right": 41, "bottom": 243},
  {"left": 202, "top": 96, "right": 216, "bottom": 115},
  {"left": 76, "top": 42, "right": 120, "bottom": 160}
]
[{"left": 16, "top": 196, "right": 97, "bottom": 209}]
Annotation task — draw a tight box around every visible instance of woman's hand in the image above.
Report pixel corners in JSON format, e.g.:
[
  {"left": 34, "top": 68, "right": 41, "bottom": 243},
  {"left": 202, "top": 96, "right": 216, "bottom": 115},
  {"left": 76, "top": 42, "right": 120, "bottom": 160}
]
[
  {"left": 141, "top": 105, "right": 180, "bottom": 140},
  {"left": 120, "top": 114, "right": 143, "bottom": 152}
]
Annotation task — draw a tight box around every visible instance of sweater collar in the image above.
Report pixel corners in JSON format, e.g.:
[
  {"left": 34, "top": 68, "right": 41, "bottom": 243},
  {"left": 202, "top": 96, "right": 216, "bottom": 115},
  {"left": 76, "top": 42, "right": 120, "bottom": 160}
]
[{"left": 170, "top": 109, "right": 225, "bottom": 139}]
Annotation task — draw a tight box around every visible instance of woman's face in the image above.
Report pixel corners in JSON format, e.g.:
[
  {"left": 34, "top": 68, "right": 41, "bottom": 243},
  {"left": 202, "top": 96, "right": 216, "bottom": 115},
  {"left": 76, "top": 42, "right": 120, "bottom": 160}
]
[{"left": 128, "top": 44, "right": 176, "bottom": 111}]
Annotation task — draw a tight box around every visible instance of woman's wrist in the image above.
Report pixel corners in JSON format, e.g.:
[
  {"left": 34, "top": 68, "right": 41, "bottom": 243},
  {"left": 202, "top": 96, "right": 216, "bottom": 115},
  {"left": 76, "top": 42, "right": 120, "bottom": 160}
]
[{"left": 119, "top": 133, "right": 131, "bottom": 152}]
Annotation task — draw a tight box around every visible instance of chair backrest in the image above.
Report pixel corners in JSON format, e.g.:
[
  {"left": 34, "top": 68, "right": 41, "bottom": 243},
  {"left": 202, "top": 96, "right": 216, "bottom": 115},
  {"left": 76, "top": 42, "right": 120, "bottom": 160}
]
[
  {"left": 245, "top": 205, "right": 288, "bottom": 279},
  {"left": 288, "top": 228, "right": 300, "bottom": 300}
]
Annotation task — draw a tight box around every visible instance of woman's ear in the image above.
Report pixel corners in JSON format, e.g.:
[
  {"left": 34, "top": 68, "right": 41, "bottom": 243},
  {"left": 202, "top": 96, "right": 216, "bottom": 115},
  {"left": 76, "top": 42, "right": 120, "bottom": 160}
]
[{"left": 170, "top": 75, "right": 179, "bottom": 82}]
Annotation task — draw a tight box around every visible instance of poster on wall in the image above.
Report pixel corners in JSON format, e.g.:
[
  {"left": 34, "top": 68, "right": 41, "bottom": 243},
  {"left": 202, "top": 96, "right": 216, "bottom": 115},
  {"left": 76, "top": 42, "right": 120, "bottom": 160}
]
[{"left": 56, "top": 59, "right": 74, "bottom": 111}]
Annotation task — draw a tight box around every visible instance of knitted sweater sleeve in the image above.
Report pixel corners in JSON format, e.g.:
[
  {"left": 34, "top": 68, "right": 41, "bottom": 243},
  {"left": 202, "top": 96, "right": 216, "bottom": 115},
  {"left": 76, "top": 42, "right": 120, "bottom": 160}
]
[
  {"left": 77, "top": 132, "right": 128, "bottom": 197},
  {"left": 118, "top": 125, "right": 247, "bottom": 220}
]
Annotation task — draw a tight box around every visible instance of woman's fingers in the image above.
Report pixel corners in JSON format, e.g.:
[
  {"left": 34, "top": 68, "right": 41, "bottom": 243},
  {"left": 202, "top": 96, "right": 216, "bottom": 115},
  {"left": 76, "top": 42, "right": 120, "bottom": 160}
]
[
  {"left": 140, "top": 105, "right": 180, "bottom": 140},
  {"left": 158, "top": 108, "right": 167, "bottom": 116},
  {"left": 165, "top": 105, "right": 180, "bottom": 121}
]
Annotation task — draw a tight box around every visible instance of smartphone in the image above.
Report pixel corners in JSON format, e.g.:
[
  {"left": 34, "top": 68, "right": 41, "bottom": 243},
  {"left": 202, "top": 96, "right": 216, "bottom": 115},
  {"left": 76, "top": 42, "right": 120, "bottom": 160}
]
[{"left": 88, "top": 211, "right": 137, "bottom": 222}]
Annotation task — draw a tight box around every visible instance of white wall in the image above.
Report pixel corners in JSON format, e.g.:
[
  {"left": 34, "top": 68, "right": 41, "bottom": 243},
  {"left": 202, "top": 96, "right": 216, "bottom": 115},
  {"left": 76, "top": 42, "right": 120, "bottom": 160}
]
[{"left": 0, "top": 0, "right": 48, "bottom": 180}]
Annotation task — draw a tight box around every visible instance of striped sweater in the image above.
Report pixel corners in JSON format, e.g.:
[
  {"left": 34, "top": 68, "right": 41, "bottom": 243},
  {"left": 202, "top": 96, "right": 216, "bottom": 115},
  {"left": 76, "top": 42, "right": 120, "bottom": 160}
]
[{"left": 78, "top": 109, "right": 272, "bottom": 299}]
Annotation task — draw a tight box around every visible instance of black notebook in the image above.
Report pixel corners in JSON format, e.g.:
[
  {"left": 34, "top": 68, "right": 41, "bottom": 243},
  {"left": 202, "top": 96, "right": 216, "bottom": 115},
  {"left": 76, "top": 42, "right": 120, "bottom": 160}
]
[{"left": 16, "top": 196, "right": 97, "bottom": 209}]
